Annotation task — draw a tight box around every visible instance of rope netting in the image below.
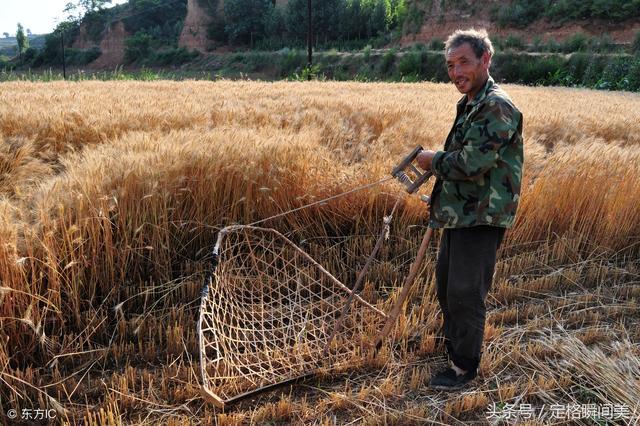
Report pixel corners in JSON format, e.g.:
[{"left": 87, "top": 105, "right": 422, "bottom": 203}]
[{"left": 198, "top": 225, "right": 389, "bottom": 407}]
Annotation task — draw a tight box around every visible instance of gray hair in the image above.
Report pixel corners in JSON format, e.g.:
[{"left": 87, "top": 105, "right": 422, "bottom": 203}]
[{"left": 444, "top": 28, "right": 495, "bottom": 59}]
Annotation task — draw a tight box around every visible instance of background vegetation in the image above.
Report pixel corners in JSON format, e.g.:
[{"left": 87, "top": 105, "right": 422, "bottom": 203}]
[
  {"left": 2, "top": 0, "right": 640, "bottom": 92},
  {"left": 492, "top": 0, "right": 640, "bottom": 27}
]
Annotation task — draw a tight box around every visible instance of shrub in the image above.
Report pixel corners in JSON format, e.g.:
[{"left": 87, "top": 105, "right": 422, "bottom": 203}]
[
  {"left": 632, "top": 31, "right": 640, "bottom": 55},
  {"left": 493, "top": 52, "right": 565, "bottom": 85},
  {"left": 545, "top": 0, "right": 640, "bottom": 23},
  {"left": 238, "top": 51, "right": 272, "bottom": 72},
  {"left": 428, "top": 38, "right": 444, "bottom": 51},
  {"left": 600, "top": 56, "right": 632, "bottom": 90},
  {"left": 277, "top": 48, "right": 305, "bottom": 77},
  {"left": 421, "top": 51, "right": 448, "bottom": 82},
  {"left": 124, "top": 31, "right": 153, "bottom": 64},
  {"left": 561, "top": 32, "right": 589, "bottom": 53},
  {"left": 525, "top": 55, "right": 566, "bottom": 84},
  {"left": 566, "top": 52, "right": 590, "bottom": 82},
  {"left": 291, "top": 63, "right": 323, "bottom": 81},
  {"left": 207, "top": 19, "right": 227, "bottom": 42},
  {"left": 379, "top": 48, "right": 396, "bottom": 75},
  {"left": 504, "top": 34, "right": 525, "bottom": 51},
  {"left": 62, "top": 47, "right": 102, "bottom": 66},
  {"left": 627, "top": 58, "right": 640, "bottom": 90},
  {"left": 589, "top": 34, "right": 616, "bottom": 53},
  {"left": 495, "top": 0, "right": 547, "bottom": 28},
  {"left": 581, "top": 55, "right": 608, "bottom": 86},
  {"left": 363, "top": 44, "right": 372, "bottom": 62},
  {"left": 492, "top": 52, "right": 525, "bottom": 82},
  {"left": 545, "top": 38, "right": 561, "bottom": 53},
  {"left": 531, "top": 35, "right": 543, "bottom": 52},
  {"left": 491, "top": 35, "right": 506, "bottom": 51},
  {"left": 397, "top": 51, "right": 421, "bottom": 77},
  {"left": 152, "top": 47, "right": 200, "bottom": 66},
  {"left": 23, "top": 47, "right": 38, "bottom": 64}
]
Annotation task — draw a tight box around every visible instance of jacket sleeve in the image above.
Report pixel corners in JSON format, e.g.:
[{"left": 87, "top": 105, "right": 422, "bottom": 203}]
[{"left": 431, "top": 100, "right": 520, "bottom": 181}]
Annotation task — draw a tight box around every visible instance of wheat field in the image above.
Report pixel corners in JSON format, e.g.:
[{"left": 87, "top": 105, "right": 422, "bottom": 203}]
[{"left": 0, "top": 80, "right": 639, "bottom": 424}]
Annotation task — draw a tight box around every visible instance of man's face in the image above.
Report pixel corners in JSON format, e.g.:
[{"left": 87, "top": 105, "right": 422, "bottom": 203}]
[{"left": 445, "top": 42, "right": 490, "bottom": 100}]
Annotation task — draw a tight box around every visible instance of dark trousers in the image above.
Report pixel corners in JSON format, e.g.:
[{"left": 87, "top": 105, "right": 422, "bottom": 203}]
[{"left": 435, "top": 225, "right": 505, "bottom": 372}]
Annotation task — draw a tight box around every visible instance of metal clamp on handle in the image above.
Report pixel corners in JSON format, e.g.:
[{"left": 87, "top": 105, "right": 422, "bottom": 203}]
[{"left": 391, "top": 145, "right": 433, "bottom": 194}]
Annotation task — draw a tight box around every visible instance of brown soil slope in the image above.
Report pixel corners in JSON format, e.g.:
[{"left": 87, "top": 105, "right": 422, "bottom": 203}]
[{"left": 401, "top": 1, "right": 640, "bottom": 46}]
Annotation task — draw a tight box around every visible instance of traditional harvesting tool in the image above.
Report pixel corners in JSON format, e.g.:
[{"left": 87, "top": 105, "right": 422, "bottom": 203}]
[
  {"left": 391, "top": 145, "right": 433, "bottom": 194},
  {"left": 373, "top": 146, "right": 435, "bottom": 350},
  {"left": 198, "top": 146, "right": 434, "bottom": 408},
  {"left": 324, "top": 146, "right": 432, "bottom": 355}
]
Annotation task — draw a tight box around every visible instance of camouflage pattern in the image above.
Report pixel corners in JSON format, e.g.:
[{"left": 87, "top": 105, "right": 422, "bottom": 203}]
[{"left": 429, "top": 76, "right": 523, "bottom": 229}]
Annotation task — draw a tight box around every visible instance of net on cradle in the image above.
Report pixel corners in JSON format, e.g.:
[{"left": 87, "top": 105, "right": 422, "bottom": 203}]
[{"left": 198, "top": 225, "right": 388, "bottom": 408}]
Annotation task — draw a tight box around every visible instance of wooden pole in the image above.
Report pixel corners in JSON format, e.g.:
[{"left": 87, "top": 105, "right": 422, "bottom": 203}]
[
  {"left": 323, "top": 206, "right": 397, "bottom": 356},
  {"left": 61, "top": 31, "right": 66, "bottom": 80},
  {"left": 373, "top": 227, "right": 434, "bottom": 351},
  {"left": 307, "top": 0, "right": 312, "bottom": 80}
]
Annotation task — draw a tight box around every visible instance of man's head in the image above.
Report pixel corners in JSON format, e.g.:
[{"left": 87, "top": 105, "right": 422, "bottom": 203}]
[{"left": 444, "top": 29, "right": 494, "bottom": 101}]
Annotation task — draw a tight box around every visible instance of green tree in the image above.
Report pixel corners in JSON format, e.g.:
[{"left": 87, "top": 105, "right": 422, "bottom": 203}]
[
  {"left": 263, "top": 6, "right": 286, "bottom": 39},
  {"left": 367, "top": 0, "right": 388, "bottom": 38},
  {"left": 16, "top": 23, "right": 29, "bottom": 62},
  {"left": 286, "top": 0, "right": 343, "bottom": 44},
  {"left": 78, "top": 0, "right": 112, "bottom": 15},
  {"left": 339, "top": 0, "right": 365, "bottom": 40},
  {"left": 39, "top": 21, "right": 78, "bottom": 66},
  {"left": 64, "top": 0, "right": 111, "bottom": 22},
  {"left": 224, "top": 0, "right": 273, "bottom": 46},
  {"left": 124, "top": 0, "right": 187, "bottom": 43},
  {"left": 391, "top": 0, "right": 407, "bottom": 30}
]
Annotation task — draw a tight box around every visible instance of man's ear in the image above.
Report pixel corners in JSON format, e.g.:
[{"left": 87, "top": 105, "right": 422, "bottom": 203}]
[{"left": 482, "top": 51, "right": 491, "bottom": 68}]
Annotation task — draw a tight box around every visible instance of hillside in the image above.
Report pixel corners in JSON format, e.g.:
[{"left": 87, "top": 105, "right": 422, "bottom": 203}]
[
  {"left": 401, "top": 0, "right": 640, "bottom": 47},
  {"left": 5, "top": 0, "right": 640, "bottom": 75},
  {"left": 84, "top": 0, "right": 639, "bottom": 69}
]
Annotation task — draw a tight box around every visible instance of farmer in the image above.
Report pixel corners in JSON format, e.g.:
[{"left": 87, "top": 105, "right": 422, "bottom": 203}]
[{"left": 416, "top": 28, "right": 524, "bottom": 391}]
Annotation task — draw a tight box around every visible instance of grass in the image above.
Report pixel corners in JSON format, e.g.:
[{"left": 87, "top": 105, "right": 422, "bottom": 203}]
[{"left": 0, "top": 80, "right": 639, "bottom": 423}]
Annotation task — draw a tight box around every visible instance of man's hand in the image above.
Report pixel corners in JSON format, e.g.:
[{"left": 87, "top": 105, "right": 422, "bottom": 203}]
[{"left": 416, "top": 150, "right": 437, "bottom": 171}]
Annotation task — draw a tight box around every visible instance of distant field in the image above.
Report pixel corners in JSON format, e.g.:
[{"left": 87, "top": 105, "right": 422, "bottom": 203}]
[
  {"left": 0, "top": 35, "right": 45, "bottom": 57},
  {"left": 0, "top": 81, "right": 639, "bottom": 424},
  {"left": 0, "top": 39, "right": 17, "bottom": 48}
]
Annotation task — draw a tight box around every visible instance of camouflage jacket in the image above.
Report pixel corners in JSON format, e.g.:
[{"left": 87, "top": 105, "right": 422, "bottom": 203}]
[{"left": 429, "top": 77, "right": 523, "bottom": 229}]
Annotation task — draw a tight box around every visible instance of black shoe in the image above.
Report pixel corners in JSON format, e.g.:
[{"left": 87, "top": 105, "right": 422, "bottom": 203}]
[{"left": 429, "top": 367, "right": 477, "bottom": 391}]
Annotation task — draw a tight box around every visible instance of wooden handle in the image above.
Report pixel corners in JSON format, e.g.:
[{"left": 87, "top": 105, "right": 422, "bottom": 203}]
[{"left": 373, "top": 227, "right": 434, "bottom": 351}]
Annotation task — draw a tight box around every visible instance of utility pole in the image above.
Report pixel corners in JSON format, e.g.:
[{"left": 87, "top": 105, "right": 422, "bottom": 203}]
[
  {"left": 61, "top": 30, "right": 67, "bottom": 80},
  {"left": 307, "top": 0, "right": 312, "bottom": 81}
]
